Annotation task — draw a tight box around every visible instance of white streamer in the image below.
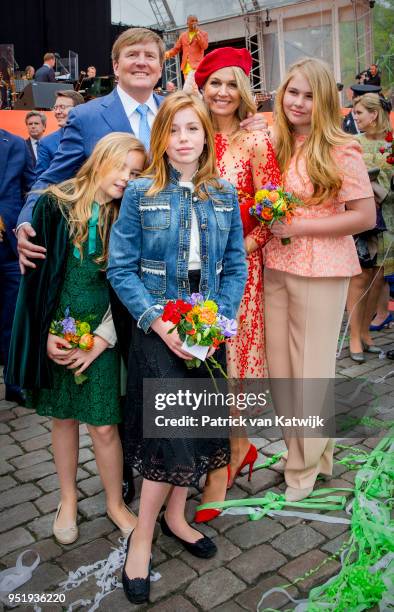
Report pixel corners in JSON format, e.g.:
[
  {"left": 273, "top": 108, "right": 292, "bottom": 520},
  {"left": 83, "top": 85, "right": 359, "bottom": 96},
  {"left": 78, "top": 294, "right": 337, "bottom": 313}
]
[{"left": 52, "top": 538, "right": 161, "bottom": 612}]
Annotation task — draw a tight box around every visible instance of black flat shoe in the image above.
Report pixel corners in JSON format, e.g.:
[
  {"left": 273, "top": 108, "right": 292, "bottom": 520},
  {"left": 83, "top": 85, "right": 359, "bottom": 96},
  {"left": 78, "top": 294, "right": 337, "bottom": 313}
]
[
  {"left": 122, "top": 534, "right": 151, "bottom": 604},
  {"left": 160, "top": 514, "right": 217, "bottom": 559}
]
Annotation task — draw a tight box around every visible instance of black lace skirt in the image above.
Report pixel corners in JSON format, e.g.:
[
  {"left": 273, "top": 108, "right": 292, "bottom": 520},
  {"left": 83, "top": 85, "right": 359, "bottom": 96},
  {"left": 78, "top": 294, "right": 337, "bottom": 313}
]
[{"left": 122, "top": 272, "right": 230, "bottom": 487}]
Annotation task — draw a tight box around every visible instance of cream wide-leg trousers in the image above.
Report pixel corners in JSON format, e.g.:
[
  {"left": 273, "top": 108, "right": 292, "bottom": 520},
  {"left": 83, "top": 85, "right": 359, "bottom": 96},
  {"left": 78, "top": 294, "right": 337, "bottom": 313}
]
[{"left": 264, "top": 267, "right": 350, "bottom": 489}]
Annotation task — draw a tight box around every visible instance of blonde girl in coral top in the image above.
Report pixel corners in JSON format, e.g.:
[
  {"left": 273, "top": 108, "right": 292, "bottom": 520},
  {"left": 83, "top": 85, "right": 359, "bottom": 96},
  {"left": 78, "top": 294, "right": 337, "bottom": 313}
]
[{"left": 264, "top": 58, "right": 375, "bottom": 502}]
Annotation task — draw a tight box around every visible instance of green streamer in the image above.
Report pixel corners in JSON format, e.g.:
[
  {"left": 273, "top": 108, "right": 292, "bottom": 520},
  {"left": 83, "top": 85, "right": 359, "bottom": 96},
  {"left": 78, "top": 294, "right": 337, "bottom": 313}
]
[{"left": 198, "top": 434, "right": 393, "bottom": 611}]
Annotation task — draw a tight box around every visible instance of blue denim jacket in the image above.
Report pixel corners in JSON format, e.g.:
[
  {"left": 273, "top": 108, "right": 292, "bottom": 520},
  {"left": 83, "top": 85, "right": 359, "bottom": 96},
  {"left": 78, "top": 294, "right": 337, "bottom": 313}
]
[{"left": 107, "top": 167, "right": 247, "bottom": 333}]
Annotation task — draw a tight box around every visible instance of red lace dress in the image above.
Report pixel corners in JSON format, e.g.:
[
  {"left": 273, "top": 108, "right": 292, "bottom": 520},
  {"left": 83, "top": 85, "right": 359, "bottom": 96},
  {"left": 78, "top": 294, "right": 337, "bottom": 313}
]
[{"left": 215, "top": 131, "right": 281, "bottom": 378}]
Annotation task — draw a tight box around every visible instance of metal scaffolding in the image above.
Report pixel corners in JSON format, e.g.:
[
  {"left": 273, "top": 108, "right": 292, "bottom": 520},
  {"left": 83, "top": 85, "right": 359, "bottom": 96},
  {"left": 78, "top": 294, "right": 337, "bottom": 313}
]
[
  {"left": 239, "top": 1, "right": 267, "bottom": 93},
  {"left": 351, "top": 0, "right": 373, "bottom": 74}
]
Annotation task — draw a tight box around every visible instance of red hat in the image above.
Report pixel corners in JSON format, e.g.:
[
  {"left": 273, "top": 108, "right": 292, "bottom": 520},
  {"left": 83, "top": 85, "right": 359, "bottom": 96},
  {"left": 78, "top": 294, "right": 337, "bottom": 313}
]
[{"left": 195, "top": 47, "right": 252, "bottom": 88}]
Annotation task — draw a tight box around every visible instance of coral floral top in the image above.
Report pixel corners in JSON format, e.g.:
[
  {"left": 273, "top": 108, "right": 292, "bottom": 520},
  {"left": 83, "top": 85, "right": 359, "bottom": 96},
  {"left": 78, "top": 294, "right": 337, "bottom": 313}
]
[{"left": 264, "top": 137, "right": 374, "bottom": 277}]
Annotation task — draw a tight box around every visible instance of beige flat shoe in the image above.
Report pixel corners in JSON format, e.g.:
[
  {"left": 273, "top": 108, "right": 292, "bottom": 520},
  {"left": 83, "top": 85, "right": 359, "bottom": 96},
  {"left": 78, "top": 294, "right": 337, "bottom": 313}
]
[
  {"left": 53, "top": 503, "right": 78, "bottom": 545},
  {"left": 285, "top": 486, "right": 313, "bottom": 502},
  {"left": 107, "top": 506, "right": 137, "bottom": 538}
]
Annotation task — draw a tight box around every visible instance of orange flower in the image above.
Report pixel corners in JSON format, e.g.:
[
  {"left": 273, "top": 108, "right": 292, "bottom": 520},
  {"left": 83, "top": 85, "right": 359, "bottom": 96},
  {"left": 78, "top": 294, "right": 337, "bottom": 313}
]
[
  {"left": 79, "top": 333, "right": 94, "bottom": 351},
  {"left": 64, "top": 333, "right": 79, "bottom": 344},
  {"left": 267, "top": 191, "right": 279, "bottom": 203},
  {"left": 186, "top": 328, "right": 196, "bottom": 335},
  {"left": 261, "top": 208, "right": 273, "bottom": 221},
  {"left": 185, "top": 312, "right": 194, "bottom": 323},
  {"left": 199, "top": 308, "right": 217, "bottom": 325}
]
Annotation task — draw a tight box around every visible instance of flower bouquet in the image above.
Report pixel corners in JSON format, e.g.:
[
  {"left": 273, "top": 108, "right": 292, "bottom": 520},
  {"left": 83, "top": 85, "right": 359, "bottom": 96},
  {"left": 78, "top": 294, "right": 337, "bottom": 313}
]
[
  {"left": 162, "top": 293, "right": 237, "bottom": 381},
  {"left": 249, "top": 182, "right": 303, "bottom": 245},
  {"left": 49, "top": 307, "right": 95, "bottom": 384},
  {"left": 379, "top": 131, "right": 394, "bottom": 165}
]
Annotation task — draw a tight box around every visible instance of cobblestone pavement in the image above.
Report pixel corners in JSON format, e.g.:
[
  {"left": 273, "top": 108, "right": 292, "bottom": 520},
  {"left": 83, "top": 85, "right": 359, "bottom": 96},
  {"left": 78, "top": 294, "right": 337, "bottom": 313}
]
[{"left": 0, "top": 325, "right": 393, "bottom": 612}]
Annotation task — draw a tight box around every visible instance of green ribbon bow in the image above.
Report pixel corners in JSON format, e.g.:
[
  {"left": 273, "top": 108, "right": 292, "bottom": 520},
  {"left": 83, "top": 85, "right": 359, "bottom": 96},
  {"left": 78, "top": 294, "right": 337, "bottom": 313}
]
[{"left": 73, "top": 202, "right": 100, "bottom": 260}]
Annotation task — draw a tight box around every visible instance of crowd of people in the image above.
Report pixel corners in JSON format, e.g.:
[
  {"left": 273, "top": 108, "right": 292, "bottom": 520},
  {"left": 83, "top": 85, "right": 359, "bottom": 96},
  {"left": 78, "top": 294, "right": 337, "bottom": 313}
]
[{"left": 0, "top": 21, "right": 393, "bottom": 606}]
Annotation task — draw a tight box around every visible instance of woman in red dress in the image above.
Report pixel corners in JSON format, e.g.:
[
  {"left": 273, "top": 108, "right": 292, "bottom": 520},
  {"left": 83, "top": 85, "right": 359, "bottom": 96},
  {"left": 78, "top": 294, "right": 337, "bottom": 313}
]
[{"left": 194, "top": 48, "right": 281, "bottom": 521}]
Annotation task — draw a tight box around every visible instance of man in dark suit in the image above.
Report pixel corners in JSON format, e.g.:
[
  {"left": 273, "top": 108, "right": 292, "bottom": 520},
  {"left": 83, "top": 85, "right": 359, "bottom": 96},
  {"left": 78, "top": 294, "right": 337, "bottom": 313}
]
[
  {"left": 17, "top": 27, "right": 165, "bottom": 263},
  {"left": 35, "top": 90, "right": 84, "bottom": 177},
  {"left": 25, "top": 111, "right": 47, "bottom": 167},
  {"left": 34, "top": 53, "right": 56, "bottom": 83},
  {"left": 0, "top": 130, "right": 35, "bottom": 404}
]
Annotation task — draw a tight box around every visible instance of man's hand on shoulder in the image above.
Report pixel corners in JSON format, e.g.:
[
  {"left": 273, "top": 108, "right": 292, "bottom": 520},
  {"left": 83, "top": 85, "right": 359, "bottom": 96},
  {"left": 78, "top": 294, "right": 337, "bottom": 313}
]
[{"left": 17, "top": 223, "right": 46, "bottom": 274}]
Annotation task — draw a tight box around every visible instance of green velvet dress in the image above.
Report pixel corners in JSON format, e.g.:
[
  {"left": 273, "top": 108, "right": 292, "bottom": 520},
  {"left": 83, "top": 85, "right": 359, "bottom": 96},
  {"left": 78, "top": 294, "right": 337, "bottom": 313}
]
[{"left": 27, "top": 227, "right": 121, "bottom": 426}]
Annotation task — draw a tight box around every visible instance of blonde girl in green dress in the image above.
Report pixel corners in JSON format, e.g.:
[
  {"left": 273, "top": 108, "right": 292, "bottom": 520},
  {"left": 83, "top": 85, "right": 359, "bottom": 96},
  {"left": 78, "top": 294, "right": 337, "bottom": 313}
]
[{"left": 8, "top": 133, "right": 147, "bottom": 544}]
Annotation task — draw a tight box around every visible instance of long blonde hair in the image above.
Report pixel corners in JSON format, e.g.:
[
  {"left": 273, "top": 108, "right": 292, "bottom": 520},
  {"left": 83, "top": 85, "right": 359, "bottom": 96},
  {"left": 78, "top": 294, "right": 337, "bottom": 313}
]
[
  {"left": 275, "top": 58, "right": 352, "bottom": 205},
  {"left": 144, "top": 92, "right": 221, "bottom": 199},
  {"left": 353, "top": 93, "right": 391, "bottom": 138},
  {"left": 45, "top": 133, "right": 147, "bottom": 264}
]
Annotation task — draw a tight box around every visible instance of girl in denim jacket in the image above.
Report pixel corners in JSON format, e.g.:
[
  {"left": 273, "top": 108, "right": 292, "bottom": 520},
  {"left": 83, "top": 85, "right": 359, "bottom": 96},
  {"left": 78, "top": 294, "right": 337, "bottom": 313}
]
[{"left": 108, "top": 92, "right": 247, "bottom": 604}]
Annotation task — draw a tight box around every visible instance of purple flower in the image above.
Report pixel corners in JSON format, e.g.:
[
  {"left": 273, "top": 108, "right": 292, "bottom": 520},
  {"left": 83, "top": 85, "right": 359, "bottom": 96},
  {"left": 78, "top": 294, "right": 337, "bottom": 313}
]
[
  {"left": 218, "top": 315, "right": 238, "bottom": 338},
  {"left": 262, "top": 182, "right": 278, "bottom": 191},
  {"left": 61, "top": 317, "right": 76, "bottom": 334},
  {"left": 255, "top": 204, "right": 262, "bottom": 215},
  {"left": 188, "top": 292, "right": 204, "bottom": 306}
]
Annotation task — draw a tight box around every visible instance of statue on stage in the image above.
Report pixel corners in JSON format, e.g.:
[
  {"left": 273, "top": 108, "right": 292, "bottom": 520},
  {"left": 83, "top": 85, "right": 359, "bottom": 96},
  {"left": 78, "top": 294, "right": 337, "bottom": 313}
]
[{"left": 164, "top": 15, "right": 208, "bottom": 78}]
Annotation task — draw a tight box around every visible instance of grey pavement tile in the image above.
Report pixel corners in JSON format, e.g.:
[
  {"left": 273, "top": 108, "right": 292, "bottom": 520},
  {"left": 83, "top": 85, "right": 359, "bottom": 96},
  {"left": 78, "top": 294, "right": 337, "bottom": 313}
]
[
  {"left": 78, "top": 491, "right": 106, "bottom": 519},
  {"left": 185, "top": 567, "right": 246, "bottom": 610},
  {"left": 0, "top": 482, "right": 41, "bottom": 511},
  {"left": 271, "top": 524, "right": 325, "bottom": 558},
  {"left": 37, "top": 467, "right": 89, "bottom": 493},
  {"left": 226, "top": 517, "right": 284, "bottom": 549},
  {"left": 235, "top": 574, "right": 299, "bottom": 611},
  {"left": 2, "top": 538, "right": 63, "bottom": 567},
  {"left": 149, "top": 595, "right": 198, "bottom": 611},
  {"left": 0, "top": 527, "right": 35, "bottom": 557},
  {"left": 0, "top": 501, "right": 39, "bottom": 533},
  {"left": 0, "top": 474, "right": 17, "bottom": 493},
  {"left": 8, "top": 413, "right": 49, "bottom": 430},
  {"left": 13, "top": 460, "right": 57, "bottom": 482},
  {"left": 278, "top": 549, "right": 341, "bottom": 595},
  {"left": 13, "top": 562, "right": 67, "bottom": 597},
  {"left": 10, "top": 448, "right": 52, "bottom": 470},
  {"left": 35, "top": 489, "right": 83, "bottom": 514},
  {"left": 150, "top": 558, "right": 197, "bottom": 603},
  {"left": 57, "top": 538, "right": 114, "bottom": 573},
  {"left": 0, "top": 459, "right": 15, "bottom": 475},
  {"left": 0, "top": 445, "right": 23, "bottom": 462},
  {"left": 77, "top": 475, "right": 103, "bottom": 497},
  {"left": 21, "top": 432, "right": 53, "bottom": 452},
  {"left": 0, "top": 434, "right": 15, "bottom": 446},
  {"left": 228, "top": 543, "right": 286, "bottom": 584},
  {"left": 10, "top": 424, "right": 49, "bottom": 442}
]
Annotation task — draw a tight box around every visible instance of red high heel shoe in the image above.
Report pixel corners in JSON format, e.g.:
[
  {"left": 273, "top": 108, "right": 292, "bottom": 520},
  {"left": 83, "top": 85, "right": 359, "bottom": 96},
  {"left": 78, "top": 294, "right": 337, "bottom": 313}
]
[
  {"left": 227, "top": 443, "right": 258, "bottom": 488},
  {"left": 194, "top": 508, "right": 221, "bottom": 523}
]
